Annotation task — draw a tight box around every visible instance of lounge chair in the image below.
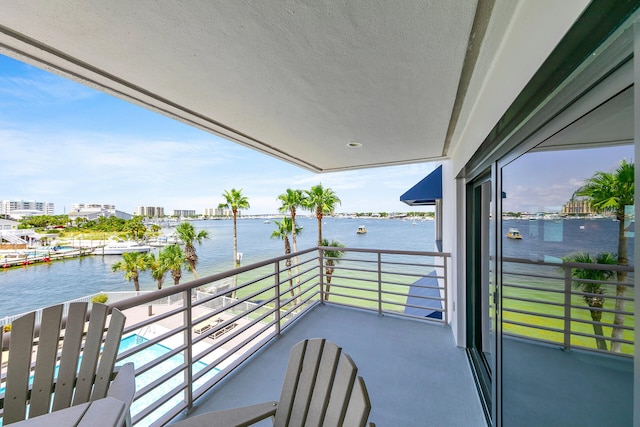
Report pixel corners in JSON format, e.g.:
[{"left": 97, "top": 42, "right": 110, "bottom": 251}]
[
  {"left": 194, "top": 317, "right": 223, "bottom": 335},
  {"left": 0, "top": 302, "right": 135, "bottom": 426},
  {"left": 173, "top": 338, "right": 373, "bottom": 427}
]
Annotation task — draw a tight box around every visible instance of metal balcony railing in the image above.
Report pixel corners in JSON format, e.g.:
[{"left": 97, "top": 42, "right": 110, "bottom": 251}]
[
  {"left": 502, "top": 256, "right": 635, "bottom": 356},
  {"left": 0, "top": 246, "right": 449, "bottom": 426}
]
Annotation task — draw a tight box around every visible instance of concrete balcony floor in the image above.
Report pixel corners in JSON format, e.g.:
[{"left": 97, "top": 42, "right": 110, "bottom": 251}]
[{"left": 170, "top": 304, "right": 486, "bottom": 426}]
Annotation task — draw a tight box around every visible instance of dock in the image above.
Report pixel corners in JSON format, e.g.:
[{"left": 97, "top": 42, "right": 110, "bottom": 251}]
[{"left": 1, "top": 248, "right": 94, "bottom": 268}]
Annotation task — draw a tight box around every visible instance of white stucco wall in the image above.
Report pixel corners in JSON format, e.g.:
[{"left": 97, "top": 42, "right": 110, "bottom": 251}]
[{"left": 442, "top": 0, "right": 590, "bottom": 346}]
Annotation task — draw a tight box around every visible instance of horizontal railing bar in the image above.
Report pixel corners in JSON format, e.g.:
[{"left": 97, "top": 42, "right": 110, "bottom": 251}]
[
  {"left": 568, "top": 277, "right": 635, "bottom": 287},
  {"left": 134, "top": 361, "right": 186, "bottom": 402},
  {"left": 571, "top": 290, "right": 634, "bottom": 302},
  {"left": 503, "top": 319, "right": 566, "bottom": 334},
  {"left": 380, "top": 278, "right": 443, "bottom": 289},
  {"left": 326, "top": 291, "right": 379, "bottom": 305},
  {"left": 569, "top": 317, "right": 635, "bottom": 331},
  {"left": 121, "top": 302, "right": 189, "bottom": 336},
  {"left": 569, "top": 330, "right": 635, "bottom": 345},
  {"left": 379, "top": 270, "right": 440, "bottom": 279},
  {"left": 319, "top": 246, "right": 451, "bottom": 257},
  {"left": 279, "top": 283, "right": 319, "bottom": 309},
  {"left": 282, "top": 293, "right": 321, "bottom": 320},
  {"left": 503, "top": 256, "right": 634, "bottom": 272},
  {"left": 385, "top": 299, "right": 445, "bottom": 313},
  {"left": 503, "top": 282, "right": 565, "bottom": 294},
  {"left": 191, "top": 333, "right": 277, "bottom": 402},
  {"left": 324, "top": 282, "right": 380, "bottom": 295},
  {"left": 382, "top": 308, "right": 446, "bottom": 323},
  {"left": 569, "top": 343, "right": 634, "bottom": 358},
  {"left": 278, "top": 264, "right": 317, "bottom": 285},
  {"left": 380, "top": 259, "right": 444, "bottom": 269},
  {"left": 118, "top": 325, "right": 188, "bottom": 361},
  {"left": 568, "top": 304, "right": 634, "bottom": 316},
  {"left": 109, "top": 247, "right": 319, "bottom": 311},
  {"left": 502, "top": 296, "right": 565, "bottom": 308},
  {"left": 502, "top": 306, "right": 565, "bottom": 321},
  {"left": 132, "top": 342, "right": 188, "bottom": 379},
  {"left": 133, "top": 380, "right": 187, "bottom": 423}
]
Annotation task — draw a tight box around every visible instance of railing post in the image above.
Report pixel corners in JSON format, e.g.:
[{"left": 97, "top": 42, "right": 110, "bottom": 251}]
[
  {"left": 183, "top": 289, "right": 194, "bottom": 409},
  {"left": 377, "top": 252, "right": 382, "bottom": 315},
  {"left": 563, "top": 265, "right": 572, "bottom": 351},
  {"left": 319, "top": 247, "right": 325, "bottom": 303},
  {"left": 275, "top": 261, "right": 281, "bottom": 335},
  {"left": 443, "top": 255, "right": 448, "bottom": 325}
]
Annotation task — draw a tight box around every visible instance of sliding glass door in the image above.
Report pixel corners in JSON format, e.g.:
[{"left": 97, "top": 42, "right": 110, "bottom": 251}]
[{"left": 467, "top": 173, "right": 496, "bottom": 423}]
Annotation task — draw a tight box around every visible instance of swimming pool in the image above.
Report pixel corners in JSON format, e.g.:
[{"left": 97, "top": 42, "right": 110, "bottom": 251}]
[
  {"left": 118, "top": 334, "right": 221, "bottom": 427},
  {"left": 0, "top": 334, "right": 220, "bottom": 427}
]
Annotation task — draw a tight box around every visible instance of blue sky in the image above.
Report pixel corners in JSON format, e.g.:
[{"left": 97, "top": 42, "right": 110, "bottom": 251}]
[
  {"left": 1, "top": 54, "right": 634, "bottom": 216},
  {"left": 0, "top": 54, "right": 437, "bottom": 215}
]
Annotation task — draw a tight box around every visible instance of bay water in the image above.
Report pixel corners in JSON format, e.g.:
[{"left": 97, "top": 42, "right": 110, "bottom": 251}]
[
  {"left": 0, "top": 218, "right": 436, "bottom": 318},
  {"left": 0, "top": 217, "right": 631, "bottom": 319}
]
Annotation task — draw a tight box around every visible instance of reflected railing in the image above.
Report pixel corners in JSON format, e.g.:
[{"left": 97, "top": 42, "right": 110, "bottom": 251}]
[
  {"left": 0, "top": 246, "right": 449, "bottom": 426},
  {"left": 502, "top": 256, "right": 635, "bottom": 356}
]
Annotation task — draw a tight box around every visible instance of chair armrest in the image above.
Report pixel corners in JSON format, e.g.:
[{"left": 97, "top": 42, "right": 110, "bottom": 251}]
[
  {"left": 172, "top": 401, "right": 278, "bottom": 427},
  {"left": 107, "top": 363, "right": 136, "bottom": 427}
]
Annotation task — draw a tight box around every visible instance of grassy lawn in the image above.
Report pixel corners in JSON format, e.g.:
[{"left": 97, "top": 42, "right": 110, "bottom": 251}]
[
  {"left": 502, "top": 273, "right": 635, "bottom": 355},
  {"left": 208, "top": 258, "right": 635, "bottom": 356}
]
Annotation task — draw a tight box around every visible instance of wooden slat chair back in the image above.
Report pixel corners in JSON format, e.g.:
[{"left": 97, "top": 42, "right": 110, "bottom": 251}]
[
  {"left": 0, "top": 302, "right": 126, "bottom": 425},
  {"left": 173, "top": 338, "right": 372, "bottom": 427},
  {"left": 274, "top": 338, "right": 371, "bottom": 427}
]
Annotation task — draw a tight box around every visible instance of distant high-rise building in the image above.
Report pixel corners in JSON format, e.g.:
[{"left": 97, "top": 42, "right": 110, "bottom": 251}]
[
  {"left": 172, "top": 209, "right": 196, "bottom": 217},
  {"left": 204, "top": 207, "right": 229, "bottom": 217},
  {"left": 134, "top": 206, "right": 165, "bottom": 217},
  {"left": 561, "top": 198, "right": 592, "bottom": 215},
  {"left": 1, "top": 200, "right": 54, "bottom": 217}
]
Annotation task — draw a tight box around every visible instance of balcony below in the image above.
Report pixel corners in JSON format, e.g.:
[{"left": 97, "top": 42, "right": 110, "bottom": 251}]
[{"left": 169, "top": 303, "right": 486, "bottom": 426}]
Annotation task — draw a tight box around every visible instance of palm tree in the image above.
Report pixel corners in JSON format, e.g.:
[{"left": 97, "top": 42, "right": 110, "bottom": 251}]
[
  {"left": 304, "top": 184, "right": 341, "bottom": 246},
  {"left": 278, "top": 189, "right": 306, "bottom": 289},
  {"left": 576, "top": 159, "right": 634, "bottom": 352},
  {"left": 321, "top": 239, "right": 345, "bottom": 301},
  {"left": 146, "top": 252, "right": 168, "bottom": 290},
  {"left": 123, "top": 217, "right": 147, "bottom": 241},
  {"left": 271, "top": 217, "right": 303, "bottom": 298},
  {"left": 163, "top": 244, "right": 186, "bottom": 285},
  {"left": 112, "top": 252, "right": 148, "bottom": 291},
  {"left": 220, "top": 188, "right": 250, "bottom": 268},
  {"left": 175, "top": 222, "right": 209, "bottom": 279},
  {"left": 563, "top": 252, "right": 617, "bottom": 351}
]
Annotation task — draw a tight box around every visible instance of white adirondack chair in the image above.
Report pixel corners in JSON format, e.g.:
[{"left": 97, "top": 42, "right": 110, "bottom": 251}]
[
  {"left": 174, "top": 338, "right": 374, "bottom": 427},
  {"left": 0, "top": 302, "right": 135, "bottom": 426}
]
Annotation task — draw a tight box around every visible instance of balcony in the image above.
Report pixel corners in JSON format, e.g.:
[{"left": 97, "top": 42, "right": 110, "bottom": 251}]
[{"left": 0, "top": 247, "right": 634, "bottom": 426}]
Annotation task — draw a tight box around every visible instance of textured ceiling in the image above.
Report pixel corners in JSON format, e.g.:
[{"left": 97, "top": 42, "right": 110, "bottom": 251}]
[
  {"left": 0, "top": 1, "right": 480, "bottom": 172},
  {"left": 0, "top": 0, "right": 476, "bottom": 171}
]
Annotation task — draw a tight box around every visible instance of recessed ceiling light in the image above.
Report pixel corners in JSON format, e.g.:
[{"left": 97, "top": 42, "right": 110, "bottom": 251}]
[{"left": 347, "top": 142, "right": 363, "bottom": 148}]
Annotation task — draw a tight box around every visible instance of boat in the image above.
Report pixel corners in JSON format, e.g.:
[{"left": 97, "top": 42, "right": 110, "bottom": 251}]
[
  {"left": 506, "top": 228, "right": 522, "bottom": 239},
  {"left": 356, "top": 225, "right": 367, "bottom": 234},
  {"left": 99, "top": 239, "right": 152, "bottom": 255}
]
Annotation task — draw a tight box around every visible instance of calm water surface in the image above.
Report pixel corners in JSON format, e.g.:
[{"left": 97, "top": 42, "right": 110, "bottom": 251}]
[
  {"left": 1, "top": 217, "right": 631, "bottom": 318},
  {"left": 0, "top": 218, "right": 436, "bottom": 317}
]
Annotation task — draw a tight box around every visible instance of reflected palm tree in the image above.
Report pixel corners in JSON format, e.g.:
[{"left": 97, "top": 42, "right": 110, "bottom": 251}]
[
  {"left": 576, "top": 160, "right": 634, "bottom": 352},
  {"left": 563, "top": 252, "right": 617, "bottom": 351}
]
